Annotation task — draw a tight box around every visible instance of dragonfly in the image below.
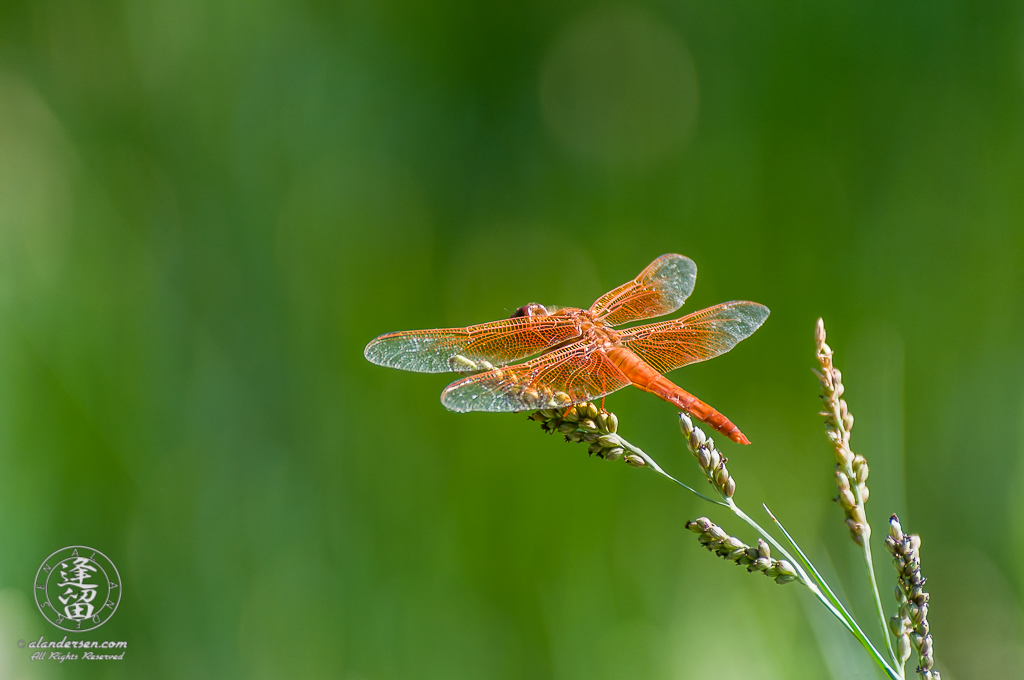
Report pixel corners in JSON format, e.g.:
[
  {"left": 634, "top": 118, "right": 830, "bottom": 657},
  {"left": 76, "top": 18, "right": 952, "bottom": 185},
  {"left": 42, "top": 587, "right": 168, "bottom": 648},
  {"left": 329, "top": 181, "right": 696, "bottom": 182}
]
[{"left": 363, "top": 254, "right": 768, "bottom": 444}]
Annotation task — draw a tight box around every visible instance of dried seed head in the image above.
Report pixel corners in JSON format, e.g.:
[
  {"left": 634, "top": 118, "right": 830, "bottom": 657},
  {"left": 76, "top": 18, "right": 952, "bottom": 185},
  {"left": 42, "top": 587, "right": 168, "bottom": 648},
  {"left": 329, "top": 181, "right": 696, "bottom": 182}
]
[
  {"left": 845, "top": 519, "right": 867, "bottom": 546},
  {"left": 722, "top": 536, "right": 745, "bottom": 551},
  {"left": 816, "top": 319, "right": 872, "bottom": 546},
  {"left": 602, "top": 447, "right": 624, "bottom": 462},
  {"left": 775, "top": 560, "right": 797, "bottom": 577},
  {"left": 678, "top": 413, "right": 736, "bottom": 499},
  {"left": 697, "top": 448, "right": 712, "bottom": 469},
  {"left": 686, "top": 517, "right": 712, "bottom": 533},
  {"left": 888, "top": 514, "right": 940, "bottom": 679},
  {"left": 528, "top": 403, "right": 639, "bottom": 467},
  {"left": 897, "top": 634, "right": 912, "bottom": 664},
  {"left": 723, "top": 477, "right": 736, "bottom": 498},
  {"left": 889, "top": 615, "right": 905, "bottom": 637},
  {"left": 714, "top": 466, "right": 730, "bottom": 487},
  {"left": 686, "top": 518, "right": 800, "bottom": 586},
  {"left": 707, "top": 525, "right": 728, "bottom": 542},
  {"left": 707, "top": 450, "right": 722, "bottom": 471}
]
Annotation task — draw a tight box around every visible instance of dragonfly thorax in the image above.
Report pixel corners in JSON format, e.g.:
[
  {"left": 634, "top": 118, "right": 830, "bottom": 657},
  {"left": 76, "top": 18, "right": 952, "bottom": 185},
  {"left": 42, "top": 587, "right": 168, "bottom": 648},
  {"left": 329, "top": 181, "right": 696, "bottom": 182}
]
[
  {"left": 573, "top": 313, "right": 620, "bottom": 347},
  {"left": 585, "top": 324, "right": 621, "bottom": 348}
]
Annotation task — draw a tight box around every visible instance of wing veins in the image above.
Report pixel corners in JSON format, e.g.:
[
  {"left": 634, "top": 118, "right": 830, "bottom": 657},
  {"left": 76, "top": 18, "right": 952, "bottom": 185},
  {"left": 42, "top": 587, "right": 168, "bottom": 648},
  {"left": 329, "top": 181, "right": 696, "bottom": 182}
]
[
  {"left": 364, "top": 314, "right": 582, "bottom": 373},
  {"left": 590, "top": 254, "right": 697, "bottom": 326},
  {"left": 440, "top": 341, "right": 631, "bottom": 412},
  {"left": 619, "top": 301, "right": 769, "bottom": 375}
]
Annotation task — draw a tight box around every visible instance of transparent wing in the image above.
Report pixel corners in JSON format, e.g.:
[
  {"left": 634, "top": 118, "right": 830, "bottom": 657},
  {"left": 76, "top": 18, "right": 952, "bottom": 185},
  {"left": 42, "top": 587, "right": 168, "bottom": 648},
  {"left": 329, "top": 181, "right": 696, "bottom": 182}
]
[
  {"left": 618, "top": 302, "right": 769, "bottom": 375},
  {"left": 589, "top": 254, "right": 698, "bottom": 326},
  {"left": 364, "top": 315, "right": 583, "bottom": 374},
  {"left": 440, "top": 345, "right": 631, "bottom": 412}
]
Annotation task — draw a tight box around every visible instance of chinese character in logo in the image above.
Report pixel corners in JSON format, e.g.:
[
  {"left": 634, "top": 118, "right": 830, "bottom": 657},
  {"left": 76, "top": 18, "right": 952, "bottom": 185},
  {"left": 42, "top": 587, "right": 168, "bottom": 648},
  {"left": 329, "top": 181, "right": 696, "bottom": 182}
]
[
  {"left": 56, "top": 557, "right": 99, "bottom": 620},
  {"left": 34, "top": 546, "right": 121, "bottom": 632}
]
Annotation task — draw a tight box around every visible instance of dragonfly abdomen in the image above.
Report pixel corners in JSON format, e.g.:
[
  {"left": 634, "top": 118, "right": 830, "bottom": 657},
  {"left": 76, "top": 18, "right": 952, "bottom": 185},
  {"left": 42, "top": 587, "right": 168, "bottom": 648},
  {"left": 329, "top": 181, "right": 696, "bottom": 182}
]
[{"left": 605, "top": 346, "right": 750, "bottom": 445}]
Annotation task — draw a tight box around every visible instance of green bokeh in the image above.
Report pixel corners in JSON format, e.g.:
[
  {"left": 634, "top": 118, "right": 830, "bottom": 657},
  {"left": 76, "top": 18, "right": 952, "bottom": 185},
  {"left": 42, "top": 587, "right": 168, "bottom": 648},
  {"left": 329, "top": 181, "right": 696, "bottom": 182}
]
[{"left": 0, "top": 1, "right": 1021, "bottom": 678}]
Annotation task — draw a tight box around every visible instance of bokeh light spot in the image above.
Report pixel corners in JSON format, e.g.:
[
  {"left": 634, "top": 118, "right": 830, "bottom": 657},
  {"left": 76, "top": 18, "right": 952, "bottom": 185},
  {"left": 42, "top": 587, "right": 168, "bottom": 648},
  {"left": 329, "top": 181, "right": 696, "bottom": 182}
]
[{"left": 539, "top": 7, "right": 700, "bottom": 169}]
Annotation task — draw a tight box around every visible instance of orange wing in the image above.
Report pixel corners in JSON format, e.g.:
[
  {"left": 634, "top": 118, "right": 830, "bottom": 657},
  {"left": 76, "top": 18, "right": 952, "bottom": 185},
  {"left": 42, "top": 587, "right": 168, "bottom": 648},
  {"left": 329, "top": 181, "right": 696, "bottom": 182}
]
[
  {"left": 618, "top": 301, "right": 769, "bottom": 375},
  {"left": 363, "top": 315, "right": 583, "bottom": 374},
  {"left": 589, "top": 254, "right": 697, "bottom": 326},
  {"left": 440, "top": 344, "right": 631, "bottom": 412}
]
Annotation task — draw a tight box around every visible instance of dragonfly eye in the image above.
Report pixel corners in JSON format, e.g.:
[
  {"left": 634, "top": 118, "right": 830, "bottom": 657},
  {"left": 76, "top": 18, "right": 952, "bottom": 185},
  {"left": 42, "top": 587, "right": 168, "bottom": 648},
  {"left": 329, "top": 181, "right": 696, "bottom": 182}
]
[{"left": 510, "top": 303, "right": 550, "bottom": 319}]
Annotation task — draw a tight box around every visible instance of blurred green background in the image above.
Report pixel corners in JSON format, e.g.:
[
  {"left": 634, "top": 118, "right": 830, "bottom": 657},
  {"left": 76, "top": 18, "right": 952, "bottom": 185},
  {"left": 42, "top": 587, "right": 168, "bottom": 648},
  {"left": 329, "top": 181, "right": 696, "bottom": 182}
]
[{"left": 0, "top": 0, "right": 1021, "bottom": 678}]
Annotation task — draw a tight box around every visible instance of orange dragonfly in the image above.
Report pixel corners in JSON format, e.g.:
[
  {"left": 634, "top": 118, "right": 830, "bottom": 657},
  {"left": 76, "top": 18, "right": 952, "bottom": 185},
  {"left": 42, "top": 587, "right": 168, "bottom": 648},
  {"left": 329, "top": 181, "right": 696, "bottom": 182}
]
[{"left": 364, "top": 254, "right": 768, "bottom": 444}]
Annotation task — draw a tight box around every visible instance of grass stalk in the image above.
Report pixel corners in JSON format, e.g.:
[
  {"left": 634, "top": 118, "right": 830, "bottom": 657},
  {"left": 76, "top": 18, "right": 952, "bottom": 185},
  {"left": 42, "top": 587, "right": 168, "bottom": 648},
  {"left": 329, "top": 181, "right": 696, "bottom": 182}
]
[
  {"left": 860, "top": 498, "right": 901, "bottom": 673},
  {"left": 615, "top": 427, "right": 902, "bottom": 680},
  {"left": 522, "top": 319, "right": 940, "bottom": 679}
]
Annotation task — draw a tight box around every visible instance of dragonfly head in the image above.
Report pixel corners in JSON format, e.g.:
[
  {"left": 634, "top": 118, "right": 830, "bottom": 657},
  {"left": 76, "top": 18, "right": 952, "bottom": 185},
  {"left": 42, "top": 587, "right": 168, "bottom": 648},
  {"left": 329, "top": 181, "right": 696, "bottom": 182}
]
[{"left": 510, "top": 303, "right": 552, "bottom": 319}]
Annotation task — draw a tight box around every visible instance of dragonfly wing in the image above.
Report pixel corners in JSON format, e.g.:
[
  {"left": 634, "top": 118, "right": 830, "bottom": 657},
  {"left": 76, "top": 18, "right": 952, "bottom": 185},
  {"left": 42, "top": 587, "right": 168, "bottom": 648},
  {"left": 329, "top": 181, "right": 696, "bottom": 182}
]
[
  {"left": 590, "top": 254, "right": 698, "bottom": 326},
  {"left": 619, "top": 302, "right": 769, "bottom": 374},
  {"left": 441, "top": 344, "right": 631, "bottom": 412},
  {"left": 364, "top": 315, "right": 584, "bottom": 374}
]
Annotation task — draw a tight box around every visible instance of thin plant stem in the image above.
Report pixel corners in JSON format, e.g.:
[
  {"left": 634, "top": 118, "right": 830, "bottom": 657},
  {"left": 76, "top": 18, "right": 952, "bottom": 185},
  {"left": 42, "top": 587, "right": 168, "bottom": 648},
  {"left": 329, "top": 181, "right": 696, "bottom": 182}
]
[
  {"left": 617, "top": 430, "right": 901, "bottom": 680},
  {"left": 617, "top": 437, "right": 728, "bottom": 506},
  {"left": 728, "top": 497, "right": 899, "bottom": 680},
  {"left": 728, "top": 500, "right": 899, "bottom": 680},
  {"left": 834, "top": 412, "right": 899, "bottom": 670},
  {"left": 859, "top": 496, "right": 901, "bottom": 673},
  {"left": 726, "top": 499, "right": 899, "bottom": 678},
  {"left": 763, "top": 503, "right": 863, "bottom": 626},
  {"left": 763, "top": 504, "right": 903, "bottom": 680},
  {"left": 816, "top": 319, "right": 900, "bottom": 671}
]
